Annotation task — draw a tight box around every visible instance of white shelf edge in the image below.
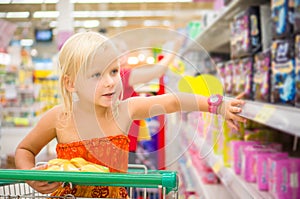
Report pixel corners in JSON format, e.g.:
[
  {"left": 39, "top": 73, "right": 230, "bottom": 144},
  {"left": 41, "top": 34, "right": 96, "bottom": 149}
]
[
  {"left": 182, "top": 150, "right": 232, "bottom": 199},
  {"left": 179, "top": 135, "right": 232, "bottom": 199},
  {"left": 184, "top": 122, "right": 274, "bottom": 199},
  {"left": 186, "top": 124, "right": 273, "bottom": 199},
  {"left": 238, "top": 100, "right": 300, "bottom": 137}
]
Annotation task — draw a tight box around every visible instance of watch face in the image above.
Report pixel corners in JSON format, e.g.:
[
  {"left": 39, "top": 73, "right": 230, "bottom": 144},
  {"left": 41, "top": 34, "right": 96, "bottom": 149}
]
[{"left": 210, "top": 95, "right": 218, "bottom": 103}]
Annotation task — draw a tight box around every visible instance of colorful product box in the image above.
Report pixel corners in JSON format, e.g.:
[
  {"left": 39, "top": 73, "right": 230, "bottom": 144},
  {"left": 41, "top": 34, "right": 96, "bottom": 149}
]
[
  {"left": 253, "top": 49, "right": 272, "bottom": 102},
  {"left": 269, "top": 157, "right": 300, "bottom": 199},
  {"left": 256, "top": 152, "right": 289, "bottom": 191},
  {"left": 271, "top": 38, "right": 296, "bottom": 105},
  {"left": 216, "top": 62, "right": 226, "bottom": 91},
  {"left": 224, "top": 60, "right": 234, "bottom": 95},
  {"left": 271, "top": 0, "right": 294, "bottom": 38},
  {"left": 230, "top": 140, "right": 259, "bottom": 175},
  {"left": 242, "top": 144, "right": 277, "bottom": 182},
  {"left": 240, "top": 57, "right": 254, "bottom": 100},
  {"left": 295, "top": 0, "right": 300, "bottom": 33},
  {"left": 295, "top": 35, "right": 300, "bottom": 107},
  {"left": 230, "top": 6, "right": 261, "bottom": 58}
]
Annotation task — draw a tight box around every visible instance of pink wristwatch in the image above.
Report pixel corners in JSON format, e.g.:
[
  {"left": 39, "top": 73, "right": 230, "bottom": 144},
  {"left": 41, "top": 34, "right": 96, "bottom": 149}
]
[{"left": 207, "top": 94, "right": 223, "bottom": 114}]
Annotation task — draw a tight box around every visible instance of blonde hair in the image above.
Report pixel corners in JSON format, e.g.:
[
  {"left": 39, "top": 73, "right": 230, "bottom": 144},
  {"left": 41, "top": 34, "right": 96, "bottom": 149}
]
[{"left": 58, "top": 31, "right": 109, "bottom": 114}]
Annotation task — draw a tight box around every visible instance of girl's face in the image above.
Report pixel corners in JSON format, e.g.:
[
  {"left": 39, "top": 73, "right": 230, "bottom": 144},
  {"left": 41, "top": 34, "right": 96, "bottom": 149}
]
[{"left": 75, "top": 46, "right": 122, "bottom": 107}]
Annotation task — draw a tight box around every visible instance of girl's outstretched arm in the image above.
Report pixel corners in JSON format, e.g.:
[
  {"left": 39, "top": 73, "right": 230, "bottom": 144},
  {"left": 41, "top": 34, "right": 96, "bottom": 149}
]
[{"left": 127, "top": 92, "right": 246, "bottom": 130}]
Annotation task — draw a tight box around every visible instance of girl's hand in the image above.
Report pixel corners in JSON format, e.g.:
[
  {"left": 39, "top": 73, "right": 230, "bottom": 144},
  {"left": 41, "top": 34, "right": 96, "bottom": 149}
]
[
  {"left": 26, "top": 164, "right": 62, "bottom": 194},
  {"left": 219, "top": 92, "right": 247, "bottom": 130}
]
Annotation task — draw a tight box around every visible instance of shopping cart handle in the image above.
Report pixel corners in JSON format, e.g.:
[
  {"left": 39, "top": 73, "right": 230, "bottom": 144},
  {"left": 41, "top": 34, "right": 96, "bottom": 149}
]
[{"left": 0, "top": 169, "right": 178, "bottom": 192}]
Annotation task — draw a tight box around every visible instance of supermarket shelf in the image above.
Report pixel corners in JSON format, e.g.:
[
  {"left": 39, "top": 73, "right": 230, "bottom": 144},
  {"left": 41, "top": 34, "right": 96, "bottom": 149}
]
[
  {"left": 182, "top": 0, "right": 268, "bottom": 53},
  {"left": 182, "top": 151, "right": 232, "bottom": 199},
  {"left": 238, "top": 100, "right": 300, "bottom": 137},
  {"left": 184, "top": 123, "right": 274, "bottom": 199}
]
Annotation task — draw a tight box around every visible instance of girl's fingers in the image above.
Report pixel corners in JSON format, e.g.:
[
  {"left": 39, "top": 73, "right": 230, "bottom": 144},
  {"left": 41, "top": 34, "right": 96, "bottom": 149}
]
[
  {"left": 32, "top": 164, "right": 48, "bottom": 170},
  {"left": 230, "top": 106, "right": 242, "bottom": 113},
  {"left": 33, "top": 181, "right": 62, "bottom": 194},
  {"left": 230, "top": 99, "right": 245, "bottom": 107},
  {"left": 235, "top": 92, "right": 245, "bottom": 99},
  {"left": 226, "top": 119, "right": 238, "bottom": 131},
  {"left": 231, "top": 114, "right": 247, "bottom": 123}
]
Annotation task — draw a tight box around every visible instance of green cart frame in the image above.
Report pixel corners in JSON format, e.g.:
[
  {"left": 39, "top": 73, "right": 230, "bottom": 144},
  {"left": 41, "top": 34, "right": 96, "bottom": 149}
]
[{"left": 0, "top": 165, "right": 178, "bottom": 199}]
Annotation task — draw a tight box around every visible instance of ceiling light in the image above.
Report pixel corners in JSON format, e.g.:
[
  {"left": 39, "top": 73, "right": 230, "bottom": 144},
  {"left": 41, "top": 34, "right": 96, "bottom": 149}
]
[
  {"left": 72, "top": 0, "right": 192, "bottom": 3},
  {"left": 146, "top": 57, "right": 155, "bottom": 64},
  {"left": 162, "top": 20, "right": 172, "bottom": 26},
  {"left": 127, "top": 56, "right": 139, "bottom": 65},
  {"left": 0, "top": 0, "right": 11, "bottom": 4},
  {"left": 11, "top": 0, "right": 43, "bottom": 3},
  {"left": 138, "top": 54, "right": 145, "bottom": 62},
  {"left": 109, "top": 20, "right": 128, "bottom": 27},
  {"left": 143, "top": 20, "right": 160, "bottom": 27},
  {"left": 6, "top": 12, "right": 29, "bottom": 18},
  {"left": 33, "top": 10, "right": 202, "bottom": 19},
  {"left": 0, "top": 12, "right": 6, "bottom": 17},
  {"left": 33, "top": 11, "right": 59, "bottom": 18},
  {"left": 74, "top": 20, "right": 100, "bottom": 28},
  {"left": 9, "top": 0, "right": 58, "bottom": 3}
]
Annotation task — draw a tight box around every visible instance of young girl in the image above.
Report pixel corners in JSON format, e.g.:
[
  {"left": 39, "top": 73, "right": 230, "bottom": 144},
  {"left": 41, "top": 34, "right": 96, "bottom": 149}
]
[{"left": 15, "top": 31, "right": 246, "bottom": 198}]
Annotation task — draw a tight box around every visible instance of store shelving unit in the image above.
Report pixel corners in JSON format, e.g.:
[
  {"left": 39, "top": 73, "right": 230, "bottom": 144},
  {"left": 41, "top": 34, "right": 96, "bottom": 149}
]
[
  {"left": 238, "top": 100, "right": 300, "bottom": 137},
  {"left": 181, "top": 0, "right": 300, "bottom": 138},
  {"left": 184, "top": 123, "right": 274, "bottom": 199},
  {"left": 181, "top": 150, "right": 232, "bottom": 199},
  {"left": 182, "top": 0, "right": 269, "bottom": 53}
]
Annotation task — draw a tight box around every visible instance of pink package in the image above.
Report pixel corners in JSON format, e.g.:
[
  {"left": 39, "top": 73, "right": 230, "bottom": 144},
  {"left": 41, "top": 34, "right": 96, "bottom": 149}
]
[
  {"left": 269, "top": 158, "right": 300, "bottom": 199},
  {"left": 242, "top": 144, "right": 276, "bottom": 182},
  {"left": 256, "top": 152, "right": 288, "bottom": 191},
  {"left": 230, "top": 140, "right": 258, "bottom": 175}
]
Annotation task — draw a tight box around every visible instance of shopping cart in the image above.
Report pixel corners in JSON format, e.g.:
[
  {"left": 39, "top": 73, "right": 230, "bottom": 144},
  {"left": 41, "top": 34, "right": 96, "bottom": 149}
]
[{"left": 0, "top": 164, "right": 178, "bottom": 199}]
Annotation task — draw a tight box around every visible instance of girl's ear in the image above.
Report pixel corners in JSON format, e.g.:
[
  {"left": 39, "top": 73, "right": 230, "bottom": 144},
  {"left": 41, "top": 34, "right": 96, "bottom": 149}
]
[{"left": 63, "top": 75, "right": 76, "bottom": 92}]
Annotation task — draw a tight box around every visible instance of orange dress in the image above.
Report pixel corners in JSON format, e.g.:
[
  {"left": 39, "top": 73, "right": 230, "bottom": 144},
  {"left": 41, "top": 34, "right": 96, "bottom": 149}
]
[{"left": 51, "top": 135, "right": 130, "bottom": 198}]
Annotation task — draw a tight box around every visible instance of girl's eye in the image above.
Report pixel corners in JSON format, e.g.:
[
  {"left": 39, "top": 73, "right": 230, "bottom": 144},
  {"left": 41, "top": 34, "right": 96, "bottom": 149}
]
[
  {"left": 111, "top": 68, "right": 119, "bottom": 75},
  {"left": 91, "top": 72, "right": 101, "bottom": 78}
]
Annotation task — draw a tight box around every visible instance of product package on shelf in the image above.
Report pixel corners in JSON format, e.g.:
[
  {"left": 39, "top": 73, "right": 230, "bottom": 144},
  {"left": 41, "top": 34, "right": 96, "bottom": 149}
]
[
  {"left": 256, "top": 151, "right": 288, "bottom": 191},
  {"left": 224, "top": 60, "right": 234, "bottom": 95},
  {"left": 271, "top": 38, "right": 296, "bottom": 106},
  {"left": 253, "top": 49, "right": 272, "bottom": 103},
  {"left": 230, "top": 6, "right": 261, "bottom": 59},
  {"left": 295, "top": 35, "right": 300, "bottom": 107},
  {"left": 271, "top": 0, "right": 294, "bottom": 39},
  {"left": 222, "top": 121, "right": 242, "bottom": 167},
  {"left": 295, "top": 0, "right": 300, "bottom": 33},
  {"left": 242, "top": 143, "right": 282, "bottom": 183},
  {"left": 268, "top": 157, "right": 300, "bottom": 199},
  {"left": 239, "top": 57, "right": 254, "bottom": 100},
  {"left": 230, "top": 140, "right": 259, "bottom": 175},
  {"left": 211, "top": 115, "right": 223, "bottom": 156},
  {"left": 216, "top": 62, "right": 226, "bottom": 90}
]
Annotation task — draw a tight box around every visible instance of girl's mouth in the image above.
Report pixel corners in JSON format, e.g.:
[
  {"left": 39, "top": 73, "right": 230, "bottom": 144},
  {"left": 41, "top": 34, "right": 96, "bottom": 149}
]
[{"left": 102, "top": 92, "right": 115, "bottom": 97}]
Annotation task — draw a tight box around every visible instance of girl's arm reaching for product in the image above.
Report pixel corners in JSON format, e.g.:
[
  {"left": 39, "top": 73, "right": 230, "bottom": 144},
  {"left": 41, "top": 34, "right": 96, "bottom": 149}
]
[
  {"left": 126, "top": 92, "right": 246, "bottom": 130},
  {"left": 15, "top": 106, "right": 62, "bottom": 194}
]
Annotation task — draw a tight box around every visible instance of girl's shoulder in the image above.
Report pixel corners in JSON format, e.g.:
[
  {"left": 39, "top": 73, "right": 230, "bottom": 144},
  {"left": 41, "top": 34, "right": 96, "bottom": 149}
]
[{"left": 39, "top": 104, "right": 65, "bottom": 123}]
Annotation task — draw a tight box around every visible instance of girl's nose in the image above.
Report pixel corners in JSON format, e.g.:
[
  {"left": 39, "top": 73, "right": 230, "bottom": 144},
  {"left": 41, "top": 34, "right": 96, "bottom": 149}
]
[{"left": 104, "top": 75, "right": 115, "bottom": 87}]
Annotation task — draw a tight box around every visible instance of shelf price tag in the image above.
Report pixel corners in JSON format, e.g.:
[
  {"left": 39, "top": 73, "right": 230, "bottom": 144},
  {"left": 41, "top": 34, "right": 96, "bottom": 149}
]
[
  {"left": 212, "top": 160, "right": 222, "bottom": 174},
  {"left": 254, "top": 104, "right": 275, "bottom": 123}
]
